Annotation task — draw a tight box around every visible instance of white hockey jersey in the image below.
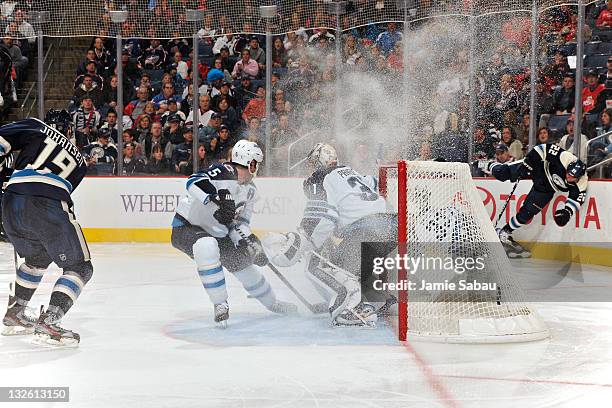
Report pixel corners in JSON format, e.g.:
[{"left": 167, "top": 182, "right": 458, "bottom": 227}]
[
  {"left": 300, "top": 166, "right": 386, "bottom": 248},
  {"left": 175, "top": 163, "right": 257, "bottom": 239}
]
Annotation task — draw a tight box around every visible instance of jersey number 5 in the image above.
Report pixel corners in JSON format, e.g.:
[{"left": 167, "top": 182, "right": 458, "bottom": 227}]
[
  {"left": 347, "top": 176, "right": 378, "bottom": 201},
  {"left": 31, "top": 137, "right": 77, "bottom": 179}
]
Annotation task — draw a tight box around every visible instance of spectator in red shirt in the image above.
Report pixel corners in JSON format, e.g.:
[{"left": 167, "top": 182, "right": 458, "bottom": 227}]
[
  {"left": 582, "top": 69, "right": 605, "bottom": 114},
  {"left": 241, "top": 86, "right": 266, "bottom": 123},
  {"left": 596, "top": 0, "right": 612, "bottom": 28}
]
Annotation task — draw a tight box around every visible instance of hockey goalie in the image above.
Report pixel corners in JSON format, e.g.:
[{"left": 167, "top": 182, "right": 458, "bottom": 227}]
[{"left": 263, "top": 143, "right": 397, "bottom": 327}]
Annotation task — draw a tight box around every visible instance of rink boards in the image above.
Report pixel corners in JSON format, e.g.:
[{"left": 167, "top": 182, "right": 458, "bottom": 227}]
[{"left": 71, "top": 176, "right": 612, "bottom": 266}]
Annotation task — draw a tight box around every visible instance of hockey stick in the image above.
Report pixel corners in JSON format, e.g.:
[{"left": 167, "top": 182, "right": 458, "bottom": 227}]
[
  {"left": 494, "top": 177, "right": 521, "bottom": 229},
  {"left": 265, "top": 263, "right": 328, "bottom": 314}
]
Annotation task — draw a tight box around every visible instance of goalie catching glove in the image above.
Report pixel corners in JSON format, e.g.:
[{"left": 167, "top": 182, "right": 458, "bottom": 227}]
[
  {"left": 262, "top": 231, "right": 313, "bottom": 267},
  {"left": 210, "top": 189, "right": 235, "bottom": 226}
]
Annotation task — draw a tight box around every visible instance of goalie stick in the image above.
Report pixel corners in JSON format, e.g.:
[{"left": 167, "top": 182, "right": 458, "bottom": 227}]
[{"left": 265, "top": 263, "right": 328, "bottom": 314}]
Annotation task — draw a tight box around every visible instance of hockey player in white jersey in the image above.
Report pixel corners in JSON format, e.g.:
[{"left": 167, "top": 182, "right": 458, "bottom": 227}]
[
  {"left": 171, "top": 140, "right": 296, "bottom": 327},
  {"left": 264, "top": 143, "right": 397, "bottom": 327}
]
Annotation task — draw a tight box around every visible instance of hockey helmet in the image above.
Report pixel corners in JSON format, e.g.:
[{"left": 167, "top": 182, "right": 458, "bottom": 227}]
[
  {"left": 307, "top": 143, "right": 337, "bottom": 170},
  {"left": 44, "top": 109, "right": 73, "bottom": 137},
  {"left": 567, "top": 159, "right": 586, "bottom": 179},
  {"left": 232, "top": 139, "right": 263, "bottom": 175}
]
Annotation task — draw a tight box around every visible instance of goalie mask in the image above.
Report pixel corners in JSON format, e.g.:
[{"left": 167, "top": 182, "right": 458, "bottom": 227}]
[
  {"left": 307, "top": 143, "right": 337, "bottom": 170},
  {"left": 231, "top": 139, "right": 264, "bottom": 175}
]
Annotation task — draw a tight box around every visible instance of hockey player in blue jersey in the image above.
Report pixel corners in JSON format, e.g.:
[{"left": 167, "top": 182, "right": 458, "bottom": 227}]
[
  {"left": 489, "top": 143, "right": 588, "bottom": 258},
  {"left": 0, "top": 110, "right": 92, "bottom": 346},
  {"left": 171, "top": 140, "right": 296, "bottom": 327}
]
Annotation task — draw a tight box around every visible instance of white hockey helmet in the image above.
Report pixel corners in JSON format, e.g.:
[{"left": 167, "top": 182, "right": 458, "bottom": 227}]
[
  {"left": 307, "top": 143, "right": 337, "bottom": 170},
  {"left": 231, "top": 139, "right": 264, "bottom": 174}
]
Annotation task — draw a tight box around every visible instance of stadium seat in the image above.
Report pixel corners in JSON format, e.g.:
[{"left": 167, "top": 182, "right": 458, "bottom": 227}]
[
  {"left": 198, "top": 43, "right": 214, "bottom": 58},
  {"left": 548, "top": 114, "right": 570, "bottom": 138},
  {"left": 592, "top": 28, "right": 612, "bottom": 42},
  {"left": 556, "top": 43, "right": 577, "bottom": 56},
  {"left": 144, "top": 69, "right": 165, "bottom": 90},
  {"left": 584, "top": 53, "right": 609, "bottom": 68},
  {"left": 598, "top": 42, "right": 612, "bottom": 54},
  {"left": 584, "top": 42, "right": 601, "bottom": 55}
]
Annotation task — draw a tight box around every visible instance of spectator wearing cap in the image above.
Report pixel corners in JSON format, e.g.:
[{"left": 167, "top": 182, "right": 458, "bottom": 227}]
[
  {"left": 558, "top": 117, "right": 588, "bottom": 160},
  {"left": 121, "top": 142, "right": 145, "bottom": 175},
  {"left": 241, "top": 86, "right": 266, "bottom": 124},
  {"left": 211, "top": 80, "right": 236, "bottom": 109},
  {"left": 218, "top": 47, "right": 235, "bottom": 73},
  {"left": 582, "top": 70, "right": 605, "bottom": 114},
  {"left": 489, "top": 144, "right": 514, "bottom": 172},
  {"left": 82, "top": 128, "right": 118, "bottom": 175},
  {"left": 552, "top": 73, "right": 575, "bottom": 114},
  {"left": 125, "top": 87, "right": 150, "bottom": 121},
  {"left": 138, "top": 39, "right": 167, "bottom": 70},
  {"left": 164, "top": 115, "right": 185, "bottom": 147},
  {"left": 232, "top": 49, "right": 259, "bottom": 80},
  {"left": 199, "top": 112, "right": 222, "bottom": 142},
  {"left": 172, "top": 126, "right": 194, "bottom": 175},
  {"left": 207, "top": 124, "right": 235, "bottom": 163},
  {"left": 500, "top": 126, "right": 523, "bottom": 160},
  {"left": 375, "top": 23, "right": 403, "bottom": 55},
  {"left": 235, "top": 75, "right": 256, "bottom": 113},
  {"left": 213, "top": 34, "right": 237, "bottom": 56},
  {"left": 216, "top": 97, "right": 240, "bottom": 133},
  {"left": 73, "top": 74, "right": 104, "bottom": 109},
  {"left": 160, "top": 100, "right": 186, "bottom": 126},
  {"left": 76, "top": 49, "right": 98, "bottom": 76},
  {"left": 73, "top": 96, "right": 102, "bottom": 148},
  {"left": 152, "top": 83, "right": 182, "bottom": 109},
  {"left": 145, "top": 144, "right": 172, "bottom": 175}
]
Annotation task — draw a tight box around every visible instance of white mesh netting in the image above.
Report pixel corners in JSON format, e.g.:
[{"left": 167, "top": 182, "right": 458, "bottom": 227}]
[
  {"left": 5, "top": 0, "right": 596, "bottom": 40},
  {"left": 381, "top": 161, "right": 549, "bottom": 343}
]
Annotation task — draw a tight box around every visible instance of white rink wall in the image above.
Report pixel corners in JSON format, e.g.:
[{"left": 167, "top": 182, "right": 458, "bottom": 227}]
[{"left": 71, "top": 176, "right": 612, "bottom": 266}]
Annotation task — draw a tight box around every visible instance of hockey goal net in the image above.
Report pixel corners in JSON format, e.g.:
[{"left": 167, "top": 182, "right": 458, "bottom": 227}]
[{"left": 379, "top": 161, "right": 549, "bottom": 343}]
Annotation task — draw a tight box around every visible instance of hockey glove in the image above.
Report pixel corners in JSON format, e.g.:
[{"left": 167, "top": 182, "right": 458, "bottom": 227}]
[
  {"left": 553, "top": 207, "right": 572, "bottom": 227},
  {"left": 211, "top": 189, "right": 236, "bottom": 226},
  {"left": 262, "top": 232, "right": 310, "bottom": 268},
  {"left": 238, "top": 234, "right": 269, "bottom": 267}
]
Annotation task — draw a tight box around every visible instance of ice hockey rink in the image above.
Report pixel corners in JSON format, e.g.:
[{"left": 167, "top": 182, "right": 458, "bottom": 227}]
[{"left": 1, "top": 242, "right": 611, "bottom": 408}]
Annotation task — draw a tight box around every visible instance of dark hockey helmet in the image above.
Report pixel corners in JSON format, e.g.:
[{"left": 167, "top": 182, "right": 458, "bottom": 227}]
[
  {"left": 567, "top": 159, "right": 586, "bottom": 179},
  {"left": 44, "top": 109, "right": 73, "bottom": 137}
]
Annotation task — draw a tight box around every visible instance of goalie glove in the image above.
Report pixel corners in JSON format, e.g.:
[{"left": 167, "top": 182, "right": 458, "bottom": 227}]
[
  {"left": 210, "top": 189, "right": 235, "bottom": 226},
  {"left": 262, "top": 232, "right": 312, "bottom": 268},
  {"left": 237, "top": 234, "right": 269, "bottom": 267},
  {"left": 554, "top": 207, "right": 572, "bottom": 227}
]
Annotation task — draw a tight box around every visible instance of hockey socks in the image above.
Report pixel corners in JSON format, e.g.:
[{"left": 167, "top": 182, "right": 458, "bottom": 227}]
[{"left": 14, "top": 263, "right": 45, "bottom": 305}]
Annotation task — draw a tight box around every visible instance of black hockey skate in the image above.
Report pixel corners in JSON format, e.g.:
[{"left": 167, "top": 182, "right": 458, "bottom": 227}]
[
  {"left": 34, "top": 306, "right": 80, "bottom": 347},
  {"left": 498, "top": 226, "right": 531, "bottom": 258},
  {"left": 2, "top": 284, "right": 37, "bottom": 336},
  {"left": 214, "top": 302, "right": 229, "bottom": 328}
]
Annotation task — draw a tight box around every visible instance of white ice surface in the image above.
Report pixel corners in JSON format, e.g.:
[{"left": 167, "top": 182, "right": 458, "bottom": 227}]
[{"left": 1, "top": 242, "right": 611, "bottom": 408}]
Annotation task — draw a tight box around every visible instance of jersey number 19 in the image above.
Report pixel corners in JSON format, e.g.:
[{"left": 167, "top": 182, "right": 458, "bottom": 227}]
[{"left": 31, "top": 137, "right": 77, "bottom": 179}]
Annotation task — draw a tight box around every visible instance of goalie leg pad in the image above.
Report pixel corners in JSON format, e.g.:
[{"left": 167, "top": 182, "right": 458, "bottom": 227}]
[
  {"left": 193, "top": 237, "right": 228, "bottom": 305},
  {"left": 308, "top": 263, "right": 361, "bottom": 322},
  {"left": 233, "top": 265, "right": 276, "bottom": 308}
]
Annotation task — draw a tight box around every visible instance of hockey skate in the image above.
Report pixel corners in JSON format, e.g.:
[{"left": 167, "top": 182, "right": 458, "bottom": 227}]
[
  {"left": 266, "top": 300, "right": 298, "bottom": 316},
  {"left": 214, "top": 302, "right": 229, "bottom": 328},
  {"left": 498, "top": 226, "right": 531, "bottom": 258},
  {"left": 333, "top": 302, "right": 378, "bottom": 328},
  {"left": 2, "top": 284, "right": 37, "bottom": 336},
  {"left": 33, "top": 306, "right": 80, "bottom": 347}
]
